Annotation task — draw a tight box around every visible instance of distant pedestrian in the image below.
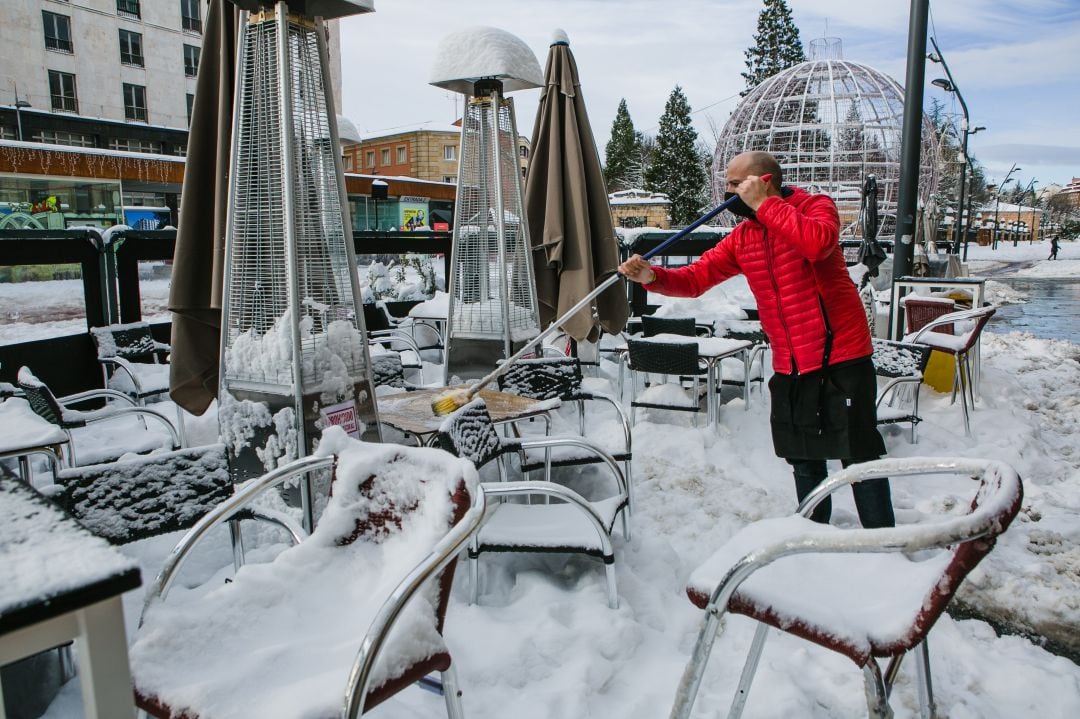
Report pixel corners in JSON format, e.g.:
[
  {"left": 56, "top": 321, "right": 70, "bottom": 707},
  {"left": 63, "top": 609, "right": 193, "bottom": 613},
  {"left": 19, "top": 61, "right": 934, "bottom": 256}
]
[{"left": 1048, "top": 235, "right": 1060, "bottom": 260}]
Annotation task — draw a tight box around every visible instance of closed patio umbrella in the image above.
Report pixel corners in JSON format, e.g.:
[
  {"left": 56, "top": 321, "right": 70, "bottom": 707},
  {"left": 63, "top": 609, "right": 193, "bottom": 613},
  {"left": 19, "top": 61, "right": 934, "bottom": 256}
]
[
  {"left": 525, "top": 30, "right": 628, "bottom": 343},
  {"left": 168, "top": 0, "right": 238, "bottom": 414},
  {"left": 858, "top": 173, "right": 887, "bottom": 277}
]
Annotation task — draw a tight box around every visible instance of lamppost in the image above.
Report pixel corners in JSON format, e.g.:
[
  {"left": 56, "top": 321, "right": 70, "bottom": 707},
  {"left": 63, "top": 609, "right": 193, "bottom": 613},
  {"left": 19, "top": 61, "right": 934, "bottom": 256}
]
[
  {"left": 1014, "top": 177, "right": 1036, "bottom": 246},
  {"left": 928, "top": 38, "right": 984, "bottom": 259},
  {"left": 991, "top": 164, "right": 1021, "bottom": 250}
]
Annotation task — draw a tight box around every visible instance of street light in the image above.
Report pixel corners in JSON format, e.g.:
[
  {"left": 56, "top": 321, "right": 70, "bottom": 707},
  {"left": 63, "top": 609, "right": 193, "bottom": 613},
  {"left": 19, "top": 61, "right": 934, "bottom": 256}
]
[
  {"left": 927, "top": 37, "right": 983, "bottom": 260},
  {"left": 992, "top": 164, "right": 1021, "bottom": 250}
]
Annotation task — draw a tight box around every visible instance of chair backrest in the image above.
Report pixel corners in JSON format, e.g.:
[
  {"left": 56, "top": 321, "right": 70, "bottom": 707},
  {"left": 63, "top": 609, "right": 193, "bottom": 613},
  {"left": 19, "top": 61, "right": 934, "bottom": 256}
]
[
  {"left": 642, "top": 315, "right": 696, "bottom": 337},
  {"left": 871, "top": 339, "right": 931, "bottom": 379},
  {"left": 627, "top": 338, "right": 704, "bottom": 376},
  {"left": 912, "top": 305, "right": 996, "bottom": 352},
  {"left": 90, "top": 321, "right": 157, "bottom": 361},
  {"left": 55, "top": 444, "right": 232, "bottom": 545},
  {"left": 436, "top": 398, "right": 506, "bottom": 468},
  {"left": 370, "top": 352, "right": 407, "bottom": 389},
  {"left": 497, "top": 357, "right": 583, "bottom": 401},
  {"left": 362, "top": 303, "right": 392, "bottom": 332},
  {"left": 17, "top": 366, "right": 65, "bottom": 426}
]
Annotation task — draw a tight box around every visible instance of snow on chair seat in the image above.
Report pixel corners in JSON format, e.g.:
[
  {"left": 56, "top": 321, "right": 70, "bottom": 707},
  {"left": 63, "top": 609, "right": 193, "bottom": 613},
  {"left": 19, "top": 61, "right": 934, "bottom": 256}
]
[
  {"left": 90, "top": 321, "right": 171, "bottom": 404},
  {"left": 672, "top": 457, "right": 1023, "bottom": 719},
  {"left": 130, "top": 428, "right": 484, "bottom": 719}
]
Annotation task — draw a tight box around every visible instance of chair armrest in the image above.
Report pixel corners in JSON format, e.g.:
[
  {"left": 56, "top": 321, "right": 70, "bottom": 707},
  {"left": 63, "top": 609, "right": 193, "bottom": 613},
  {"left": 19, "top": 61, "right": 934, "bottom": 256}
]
[
  {"left": 516, "top": 435, "right": 628, "bottom": 499},
  {"left": 574, "top": 392, "right": 632, "bottom": 454},
  {"left": 99, "top": 356, "right": 147, "bottom": 394},
  {"left": 344, "top": 481, "right": 486, "bottom": 719},
  {"left": 875, "top": 373, "right": 923, "bottom": 407},
  {"left": 139, "top": 455, "right": 331, "bottom": 616},
  {"left": 368, "top": 329, "right": 424, "bottom": 358},
  {"left": 479, "top": 480, "right": 613, "bottom": 550},
  {"left": 59, "top": 387, "right": 139, "bottom": 408},
  {"left": 83, "top": 406, "right": 181, "bottom": 448}
]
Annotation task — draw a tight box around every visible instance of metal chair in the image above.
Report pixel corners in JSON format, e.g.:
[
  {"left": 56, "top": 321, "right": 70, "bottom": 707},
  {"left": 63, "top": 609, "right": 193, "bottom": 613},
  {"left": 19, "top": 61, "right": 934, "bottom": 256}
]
[
  {"left": 903, "top": 305, "right": 997, "bottom": 437},
  {"left": 437, "top": 398, "right": 629, "bottom": 608},
  {"left": 872, "top": 339, "right": 932, "bottom": 443},
  {"left": 642, "top": 315, "right": 699, "bottom": 338},
  {"left": 671, "top": 457, "right": 1023, "bottom": 719},
  {"left": 496, "top": 356, "right": 633, "bottom": 506},
  {"left": 131, "top": 435, "right": 485, "bottom": 719},
  {"left": 88, "top": 321, "right": 170, "bottom": 405},
  {"left": 624, "top": 338, "right": 708, "bottom": 425},
  {"left": 363, "top": 302, "right": 427, "bottom": 383},
  {"left": 17, "top": 366, "right": 179, "bottom": 467}
]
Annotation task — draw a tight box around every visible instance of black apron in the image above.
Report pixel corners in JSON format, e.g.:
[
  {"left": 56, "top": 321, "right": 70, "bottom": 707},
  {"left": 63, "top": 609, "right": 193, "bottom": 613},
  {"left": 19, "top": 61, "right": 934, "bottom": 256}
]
[{"left": 769, "top": 357, "right": 886, "bottom": 461}]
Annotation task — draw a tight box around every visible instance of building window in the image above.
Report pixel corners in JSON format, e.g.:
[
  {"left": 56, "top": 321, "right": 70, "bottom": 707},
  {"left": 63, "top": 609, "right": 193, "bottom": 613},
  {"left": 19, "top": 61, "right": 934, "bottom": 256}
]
[
  {"left": 396, "top": 146, "right": 407, "bottom": 164},
  {"left": 108, "top": 138, "right": 163, "bottom": 154},
  {"left": 443, "top": 145, "right": 457, "bottom": 161},
  {"left": 342, "top": 154, "right": 353, "bottom": 171},
  {"left": 0, "top": 126, "right": 16, "bottom": 141},
  {"left": 183, "top": 44, "right": 200, "bottom": 77},
  {"left": 174, "top": 144, "right": 187, "bottom": 157},
  {"left": 117, "top": 0, "right": 141, "bottom": 20},
  {"left": 119, "top": 29, "right": 143, "bottom": 67},
  {"left": 123, "top": 83, "right": 147, "bottom": 122},
  {"left": 442, "top": 175, "right": 456, "bottom": 183},
  {"left": 380, "top": 148, "right": 390, "bottom": 165},
  {"left": 180, "top": 0, "right": 202, "bottom": 33},
  {"left": 42, "top": 11, "right": 73, "bottom": 53},
  {"left": 48, "top": 70, "right": 78, "bottom": 113},
  {"left": 186, "top": 93, "right": 195, "bottom": 124},
  {"left": 521, "top": 167, "right": 527, "bottom": 179},
  {"left": 519, "top": 145, "right": 529, "bottom": 159},
  {"left": 32, "top": 129, "right": 95, "bottom": 147},
  {"left": 365, "top": 150, "right": 375, "bottom": 168}
]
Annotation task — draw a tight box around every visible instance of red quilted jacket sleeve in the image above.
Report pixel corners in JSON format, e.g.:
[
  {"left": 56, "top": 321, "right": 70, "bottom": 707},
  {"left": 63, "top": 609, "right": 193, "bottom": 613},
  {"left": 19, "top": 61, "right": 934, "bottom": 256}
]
[
  {"left": 754, "top": 193, "right": 840, "bottom": 261},
  {"left": 644, "top": 236, "right": 740, "bottom": 298}
]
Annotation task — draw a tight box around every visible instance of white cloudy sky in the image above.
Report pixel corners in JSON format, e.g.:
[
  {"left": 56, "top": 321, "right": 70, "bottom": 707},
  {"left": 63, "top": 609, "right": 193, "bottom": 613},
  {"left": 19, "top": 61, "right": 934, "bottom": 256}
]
[{"left": 338, "top": 0, "right": 1080, "bottom": 189}]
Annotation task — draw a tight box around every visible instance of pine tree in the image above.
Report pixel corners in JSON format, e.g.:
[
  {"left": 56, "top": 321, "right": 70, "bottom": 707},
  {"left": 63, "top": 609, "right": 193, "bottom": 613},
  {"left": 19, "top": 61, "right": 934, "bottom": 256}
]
[
  {"left": 644, "top": 86, "right": 709, "bottom": 226},
  {"left": 604, "top": 99, "right": 644, "bottom": 193},
  {"left": 742, "top": 0, "right": 806, "bottom": 96}
]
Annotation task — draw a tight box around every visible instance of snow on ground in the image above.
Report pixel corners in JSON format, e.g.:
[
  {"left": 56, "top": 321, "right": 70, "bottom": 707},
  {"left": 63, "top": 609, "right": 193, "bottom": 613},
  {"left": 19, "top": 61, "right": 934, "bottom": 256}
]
[{"left": 7, "top": 243, "right": 1080, "bottom": 718}]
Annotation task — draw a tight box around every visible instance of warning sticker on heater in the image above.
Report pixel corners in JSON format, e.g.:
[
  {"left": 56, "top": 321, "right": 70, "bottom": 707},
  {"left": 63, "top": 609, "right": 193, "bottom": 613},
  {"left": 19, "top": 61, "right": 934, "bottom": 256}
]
[{"left": 321, "top": 400, "right": 361, "bottom": 438}]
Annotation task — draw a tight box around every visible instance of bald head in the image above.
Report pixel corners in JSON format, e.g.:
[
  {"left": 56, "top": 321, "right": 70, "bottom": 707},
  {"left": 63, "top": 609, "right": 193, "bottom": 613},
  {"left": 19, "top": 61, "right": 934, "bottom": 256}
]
[{"left": 728, "top": 152, "right": 782, "bottom": 189}]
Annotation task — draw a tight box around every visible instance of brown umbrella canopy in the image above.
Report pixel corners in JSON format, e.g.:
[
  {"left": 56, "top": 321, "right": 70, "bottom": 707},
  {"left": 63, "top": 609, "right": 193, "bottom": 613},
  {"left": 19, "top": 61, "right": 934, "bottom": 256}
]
[
  {"left": 525, "top": 32, "right": 629, "bottom": 343},
  {"left": 168, "top": 0, "right": 238, "bottom": 415}
]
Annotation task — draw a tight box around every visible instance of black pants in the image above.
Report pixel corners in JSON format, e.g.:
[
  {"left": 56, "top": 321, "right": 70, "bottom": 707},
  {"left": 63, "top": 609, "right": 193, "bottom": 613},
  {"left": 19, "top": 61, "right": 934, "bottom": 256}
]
[{"left": 788, "top": 457, "right": 895, "bottom": 528}]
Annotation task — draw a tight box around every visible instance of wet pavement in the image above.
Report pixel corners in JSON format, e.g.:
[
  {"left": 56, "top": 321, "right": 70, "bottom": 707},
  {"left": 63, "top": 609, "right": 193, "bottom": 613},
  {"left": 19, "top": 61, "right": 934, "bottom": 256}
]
[{"left": 990, "top": 276, "right": 1080, "bottom": 345}]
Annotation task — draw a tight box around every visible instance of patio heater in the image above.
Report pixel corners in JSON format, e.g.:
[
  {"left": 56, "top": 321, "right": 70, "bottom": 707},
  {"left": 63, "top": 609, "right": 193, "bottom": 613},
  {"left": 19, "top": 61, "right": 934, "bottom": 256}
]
[
  {"left": 430, "top": 27, "right": 544, "bottom": 382},
  {"left": 218, "top": 0, "right": 380, "bottom": 485}
]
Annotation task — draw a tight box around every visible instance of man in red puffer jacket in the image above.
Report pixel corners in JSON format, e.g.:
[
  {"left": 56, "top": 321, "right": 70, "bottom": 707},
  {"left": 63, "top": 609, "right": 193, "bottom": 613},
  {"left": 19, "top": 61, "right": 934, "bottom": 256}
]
[{"left": 619, "top": 151, "right": 893, "bottom": 528}]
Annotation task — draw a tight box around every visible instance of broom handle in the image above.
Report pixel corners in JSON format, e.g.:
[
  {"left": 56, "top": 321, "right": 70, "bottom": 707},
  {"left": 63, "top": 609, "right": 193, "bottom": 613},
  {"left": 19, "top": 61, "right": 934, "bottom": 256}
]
[{"left": 465, "top": 177, "right": 770, "bottom": 396}]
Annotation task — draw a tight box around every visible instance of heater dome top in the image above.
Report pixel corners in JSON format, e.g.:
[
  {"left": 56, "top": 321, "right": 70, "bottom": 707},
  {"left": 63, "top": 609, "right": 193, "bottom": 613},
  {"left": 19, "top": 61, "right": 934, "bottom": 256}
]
[
  {"left": 337, "top": 115, "right": 362, "bottom": 144},
  {"left": 429, "top": 26, "right": 543, "bottom": 94}
]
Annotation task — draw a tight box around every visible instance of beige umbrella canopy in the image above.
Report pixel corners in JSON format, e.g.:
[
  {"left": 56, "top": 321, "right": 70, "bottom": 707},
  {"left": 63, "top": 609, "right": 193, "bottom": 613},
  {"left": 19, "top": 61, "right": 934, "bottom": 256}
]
[
  {"left": 168, "top": 0, "right": 239, "bottom": 415},
  {"left": 525, "top": 30, "right": 629, "bottom": 343}
]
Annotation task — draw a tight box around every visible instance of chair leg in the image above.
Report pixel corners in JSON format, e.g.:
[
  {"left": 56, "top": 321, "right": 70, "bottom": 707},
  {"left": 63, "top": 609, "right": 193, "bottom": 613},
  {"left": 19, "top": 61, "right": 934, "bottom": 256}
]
[
  {"left": 604, "top": 560, "right": 619, "bottom": 609},
  {"left": 469, "top": 538, "right": 479, "bottom": 606},
  {"left": 728, "top": 623, "right": 770, "bottom": 719},
  {"left": 914, "top": 639, "right": 936, "bottom": 719},
  {"left": 862, "top": 660, "right": 893, "bottom": 719},
  {"left": 670, "top": 610, "right": 728, "bottom": 719},
  {"left": 441, "top": 664, "right": 465, "bottom": 719},
  {"left": 622, "top": 508, "right": 631, "bottom": 542},
  {"left": 956, "top": 355, "right": 972, "bottom": 437},
  {"left": 625, "top": 459, "right": 634, "bottom": 516}
]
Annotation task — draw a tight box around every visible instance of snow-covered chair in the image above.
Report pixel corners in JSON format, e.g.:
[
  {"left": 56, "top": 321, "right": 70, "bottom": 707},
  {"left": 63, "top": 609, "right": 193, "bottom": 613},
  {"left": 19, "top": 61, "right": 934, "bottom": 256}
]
[
  {"left": 625, "top": 338, "right": 709, "bottom": 425},
  {"left": 17, "top": 366, "right": 179, "bottom": 467},
  {"left": 437, "top": 398, "right": 628, "bottom": 608},
  {"left": 89, "top": 321, "right": 171, "bottom": 406},
  {"left": 903, "top": 305, "right": 997, "bottom": 437},
  {"left": 872, "top": 339, "right": 932, "bottom": 443},
  {"left": 130, "top": 430, "right": 485, "bottom": 718},
  {"left": 364, "top": 302, "right": 426, "bottom": 382},
  {"left": 53, "top": 443, "right": 304, "bottom": 556},
  {"left": 496, "top": 356, "right": 632, "bottom": 503},
  {"left": 671, "top": 457, "right": 1023, "bottom": 719}
]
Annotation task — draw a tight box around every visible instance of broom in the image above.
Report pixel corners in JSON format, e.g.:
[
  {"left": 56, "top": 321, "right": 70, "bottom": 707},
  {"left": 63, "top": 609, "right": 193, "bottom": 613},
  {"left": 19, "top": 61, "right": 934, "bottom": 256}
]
[{"left": 430, "top": 175, "right": 771, "bottom": 416}]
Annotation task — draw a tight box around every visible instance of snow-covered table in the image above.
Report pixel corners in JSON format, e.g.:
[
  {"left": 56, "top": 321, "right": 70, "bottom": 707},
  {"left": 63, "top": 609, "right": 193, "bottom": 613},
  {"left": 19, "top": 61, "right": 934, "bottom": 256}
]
[
  {"left": 0, "top": 477, "right": 142, "bottom": 718},
  {"left": 613, "top": 334, "right": 753, "bottom": 428},
  {"left": 377, "top": 388, "right": 558, "bottom": 446}
]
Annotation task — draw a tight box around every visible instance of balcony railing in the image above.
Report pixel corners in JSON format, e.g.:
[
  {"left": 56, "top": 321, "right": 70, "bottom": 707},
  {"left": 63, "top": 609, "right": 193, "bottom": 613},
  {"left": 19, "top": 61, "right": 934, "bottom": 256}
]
[
  {"left": 45, "top": 37, "right": 74, "bottom": 53},
  {"left": 116, "top": 0, "right": 140, "bottom": 19},
  {"left": 182, "top": 15, "right": 202, "bottom": 33}
]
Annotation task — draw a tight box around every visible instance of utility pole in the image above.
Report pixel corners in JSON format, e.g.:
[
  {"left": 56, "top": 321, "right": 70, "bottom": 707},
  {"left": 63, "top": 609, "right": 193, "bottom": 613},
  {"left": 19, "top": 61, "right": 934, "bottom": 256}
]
[{"left": 890, "top": 0, "right": 929, "bottom": 338}]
